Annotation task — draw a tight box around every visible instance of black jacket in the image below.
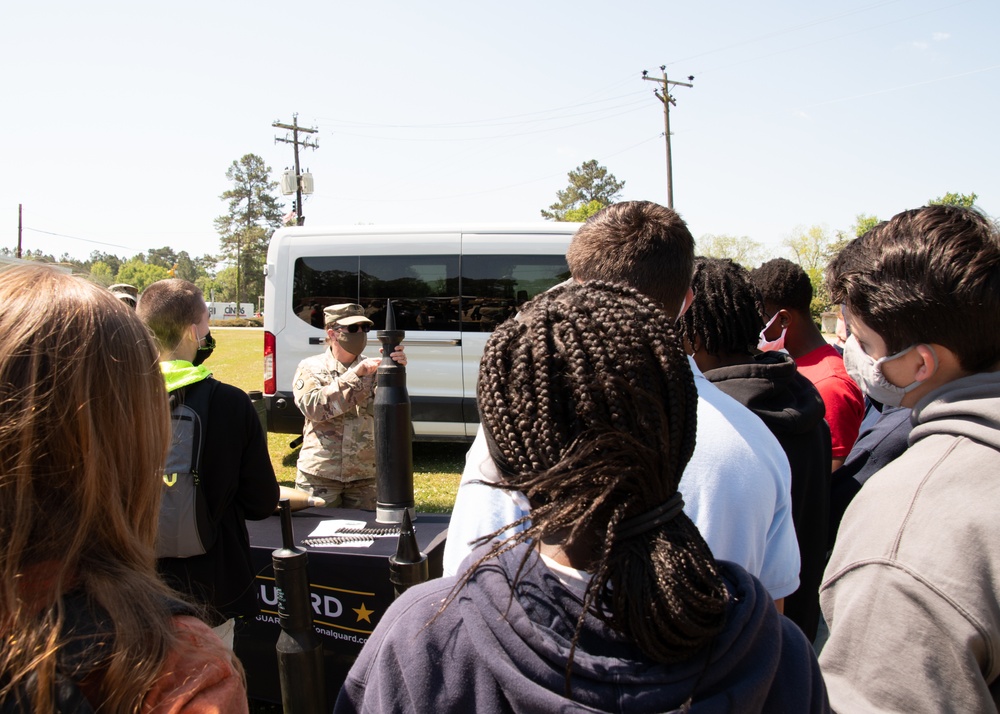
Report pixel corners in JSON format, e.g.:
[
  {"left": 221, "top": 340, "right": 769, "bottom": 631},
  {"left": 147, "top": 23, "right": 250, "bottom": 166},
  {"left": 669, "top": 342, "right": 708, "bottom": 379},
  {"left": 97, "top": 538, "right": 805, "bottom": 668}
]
[
  {"left": 705, "top": 352, "right": 831, "bottom": 640},
  {"left": 157, "top": 378, "right": 279, "bottom": 623}
]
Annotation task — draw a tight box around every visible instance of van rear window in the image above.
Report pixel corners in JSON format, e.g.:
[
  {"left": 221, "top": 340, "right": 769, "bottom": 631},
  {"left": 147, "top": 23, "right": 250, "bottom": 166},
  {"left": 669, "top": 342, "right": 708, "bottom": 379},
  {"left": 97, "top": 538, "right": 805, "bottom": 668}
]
[
  {"left": 361, "top": 256, "right": 460, "bottom": 331},
  {"left": 292, "top": 253, "right": 568, "bottom": 332},
  {"left": 460, "top": 255, "right": 570, "bottom": 332}
]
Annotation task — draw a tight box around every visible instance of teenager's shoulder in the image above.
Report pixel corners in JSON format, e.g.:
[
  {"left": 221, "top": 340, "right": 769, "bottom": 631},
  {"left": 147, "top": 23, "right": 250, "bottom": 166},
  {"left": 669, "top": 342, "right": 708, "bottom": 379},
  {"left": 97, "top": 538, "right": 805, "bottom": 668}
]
[
  {"left": 199, "top": 378, "right": 254, "bottom": 408},
  {"left": 141, "top": 615, "right": 248, "bottom": 713}
]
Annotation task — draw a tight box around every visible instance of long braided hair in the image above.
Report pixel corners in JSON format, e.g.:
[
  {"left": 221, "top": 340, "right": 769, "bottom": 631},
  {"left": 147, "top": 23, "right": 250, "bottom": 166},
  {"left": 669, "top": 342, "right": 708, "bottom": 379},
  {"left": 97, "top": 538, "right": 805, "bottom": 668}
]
[
  {"left": 469, "top": 280, "right": 728, "bottom": 672},
  {"left": 678, "top": 257, "right": 766, "bottom": 358}
]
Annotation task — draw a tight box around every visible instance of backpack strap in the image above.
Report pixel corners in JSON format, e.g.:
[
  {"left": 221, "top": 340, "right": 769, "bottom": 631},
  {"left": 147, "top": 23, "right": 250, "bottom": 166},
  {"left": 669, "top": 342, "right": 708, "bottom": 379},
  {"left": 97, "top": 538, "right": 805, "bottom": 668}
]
[{"left": 171, "top": 378, "right": 219, "bottom": 477}]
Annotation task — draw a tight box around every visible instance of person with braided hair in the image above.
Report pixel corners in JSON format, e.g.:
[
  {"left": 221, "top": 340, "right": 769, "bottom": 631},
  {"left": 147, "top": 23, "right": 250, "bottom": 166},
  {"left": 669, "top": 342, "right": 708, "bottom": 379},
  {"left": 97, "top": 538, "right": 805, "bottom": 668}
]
[
  {"left": 444, "top": 201, "right": 800, "bottom": 613},
  {"left": 678, "top": 256, "right": 831, "bottom": 642},
  {"left": 336, "top": 282, "right": 828, "bottom": 713}
]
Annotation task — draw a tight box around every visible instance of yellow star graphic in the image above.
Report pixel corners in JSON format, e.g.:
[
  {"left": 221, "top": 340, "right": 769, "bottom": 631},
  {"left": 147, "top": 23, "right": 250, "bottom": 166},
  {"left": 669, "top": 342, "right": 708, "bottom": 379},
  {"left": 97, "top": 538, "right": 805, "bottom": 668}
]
[{"left": 353, "top": 602, "right": 374, "bottom": 623}]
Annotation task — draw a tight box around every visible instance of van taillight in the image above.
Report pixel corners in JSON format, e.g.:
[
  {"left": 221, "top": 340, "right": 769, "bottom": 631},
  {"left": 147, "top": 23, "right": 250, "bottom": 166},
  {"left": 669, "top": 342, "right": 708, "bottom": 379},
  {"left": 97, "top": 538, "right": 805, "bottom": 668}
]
[{"left": 264, "top": 331, "right": 276, "bottom": 395}]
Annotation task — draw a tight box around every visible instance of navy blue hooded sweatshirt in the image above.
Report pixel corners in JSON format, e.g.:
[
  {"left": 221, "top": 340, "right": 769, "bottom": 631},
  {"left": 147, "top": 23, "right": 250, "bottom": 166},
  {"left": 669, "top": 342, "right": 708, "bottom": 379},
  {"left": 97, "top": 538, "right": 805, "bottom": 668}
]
[{"left": 335, "top": 544, "right": 829, "bottom": 713}]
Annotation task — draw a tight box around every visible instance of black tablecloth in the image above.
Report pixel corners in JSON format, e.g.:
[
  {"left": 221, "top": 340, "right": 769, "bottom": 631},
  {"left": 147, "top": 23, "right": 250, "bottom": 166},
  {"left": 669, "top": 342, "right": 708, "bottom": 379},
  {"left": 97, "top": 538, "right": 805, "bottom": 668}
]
[{"left": 235, "top": 508, "right": 449, "bottom": 704}]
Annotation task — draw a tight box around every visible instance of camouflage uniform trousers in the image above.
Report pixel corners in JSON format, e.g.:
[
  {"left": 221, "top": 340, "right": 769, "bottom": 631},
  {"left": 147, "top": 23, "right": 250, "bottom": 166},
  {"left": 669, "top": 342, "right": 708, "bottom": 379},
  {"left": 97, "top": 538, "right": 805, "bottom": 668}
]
[{"left": 295, "top": 470, "right": 376, "bottom": 510}]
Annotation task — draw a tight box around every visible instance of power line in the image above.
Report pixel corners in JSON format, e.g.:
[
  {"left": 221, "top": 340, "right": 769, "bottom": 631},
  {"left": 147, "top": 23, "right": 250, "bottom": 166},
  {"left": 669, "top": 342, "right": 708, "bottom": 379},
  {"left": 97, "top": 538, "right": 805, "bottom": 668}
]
[
  {"left": 316, "top": 134, "right": 662, "bottom": 205},
  {"left": 22, "top": 227, "right": 136, "bottom": 251},
  {"left": 691, "top": 0, "right": 977, "bottom": 76},
  {"left": 669, "top": 61, "right": 1000, "bottom": 139},
  {"left": 312, "top": 102, "right": 652, "bottom": 191},
  {"left": 663, "top": 0, "right": 907, "bottom": 66},
  {"left": 315, "top": 90, "right": 648, "bottom": 129},
  {"left": 797, "top": 62, "right": 1000, "bottom": 109},
  {"left": 321, "top": 102, "right": 650, "bottom": 143}
]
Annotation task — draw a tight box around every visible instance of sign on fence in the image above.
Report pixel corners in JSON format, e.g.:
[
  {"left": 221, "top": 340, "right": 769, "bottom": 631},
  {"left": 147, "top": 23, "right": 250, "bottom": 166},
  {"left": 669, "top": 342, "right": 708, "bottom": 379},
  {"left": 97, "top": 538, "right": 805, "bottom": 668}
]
[{"left": 207, "top": 302, "right": 255, "bottom": 320}]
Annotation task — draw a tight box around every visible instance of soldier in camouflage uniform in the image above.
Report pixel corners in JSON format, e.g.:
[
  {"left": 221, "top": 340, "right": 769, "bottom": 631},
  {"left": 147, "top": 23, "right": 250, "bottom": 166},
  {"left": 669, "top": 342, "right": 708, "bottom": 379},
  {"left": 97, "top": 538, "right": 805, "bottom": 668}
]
[{"left": 293, "top": 303, "right": 406, "bottom": 509}]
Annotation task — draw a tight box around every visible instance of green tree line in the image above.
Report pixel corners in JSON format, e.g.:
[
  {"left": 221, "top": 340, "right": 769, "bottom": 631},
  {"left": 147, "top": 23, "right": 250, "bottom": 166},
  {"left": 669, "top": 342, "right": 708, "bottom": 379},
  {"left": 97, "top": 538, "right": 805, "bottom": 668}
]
[
  {"left": 4, "top": 148, "right": 982, "bottom": 325},
  {"left": 4, "top": 153, "right": 289, "bottom": 308},
  {"left": 0, "top": 246, "right": 229, "bottom": 296},
  {"left": 542, "top": 163, "right": 982, "bottom": 321}
]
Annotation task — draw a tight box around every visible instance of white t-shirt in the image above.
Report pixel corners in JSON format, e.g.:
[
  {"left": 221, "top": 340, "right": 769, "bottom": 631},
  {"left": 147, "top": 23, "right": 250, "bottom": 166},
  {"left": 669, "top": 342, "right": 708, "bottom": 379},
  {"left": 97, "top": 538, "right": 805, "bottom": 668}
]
[{"left": 443, "top": 357, "right": 800, "bottom": 600}]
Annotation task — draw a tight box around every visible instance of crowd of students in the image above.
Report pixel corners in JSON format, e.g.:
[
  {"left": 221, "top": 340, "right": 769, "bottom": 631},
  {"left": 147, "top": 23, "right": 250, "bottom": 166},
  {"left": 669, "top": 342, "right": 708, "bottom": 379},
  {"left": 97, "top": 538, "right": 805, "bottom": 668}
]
[
  {"left": 2, "top": 199, "right": 999, "bottom": 712},
  {"left": 349, "top": 201, "right": 1000, "bottom": 713}
]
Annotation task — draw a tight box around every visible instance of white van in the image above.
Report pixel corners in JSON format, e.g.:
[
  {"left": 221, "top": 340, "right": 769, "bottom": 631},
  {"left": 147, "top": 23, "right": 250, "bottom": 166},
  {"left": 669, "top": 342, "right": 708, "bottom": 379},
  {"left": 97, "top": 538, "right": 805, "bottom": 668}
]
[{"left": 262, "top": 223, "right": 581, "bottom": 441}]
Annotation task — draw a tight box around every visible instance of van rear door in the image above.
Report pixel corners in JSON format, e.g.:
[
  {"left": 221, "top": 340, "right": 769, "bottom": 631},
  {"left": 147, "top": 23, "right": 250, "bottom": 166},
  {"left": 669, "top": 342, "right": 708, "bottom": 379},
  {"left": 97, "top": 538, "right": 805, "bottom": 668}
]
[{"left": 357, "top": 239, "right": 464, "bottom": 440}]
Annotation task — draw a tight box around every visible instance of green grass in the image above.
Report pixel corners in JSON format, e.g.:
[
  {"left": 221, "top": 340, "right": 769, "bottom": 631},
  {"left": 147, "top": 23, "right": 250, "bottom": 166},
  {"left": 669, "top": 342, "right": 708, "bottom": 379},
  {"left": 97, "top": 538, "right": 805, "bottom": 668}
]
[{"left": 206, "top": 326, "right": 464, "bottom": 513}]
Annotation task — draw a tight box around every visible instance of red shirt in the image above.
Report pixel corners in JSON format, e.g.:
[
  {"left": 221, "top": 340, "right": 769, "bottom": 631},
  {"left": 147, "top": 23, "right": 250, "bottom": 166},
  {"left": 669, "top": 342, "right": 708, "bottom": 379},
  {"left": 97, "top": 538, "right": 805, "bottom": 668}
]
[{"left": 796, "top": 343, "right": 864, "bottom": 459}]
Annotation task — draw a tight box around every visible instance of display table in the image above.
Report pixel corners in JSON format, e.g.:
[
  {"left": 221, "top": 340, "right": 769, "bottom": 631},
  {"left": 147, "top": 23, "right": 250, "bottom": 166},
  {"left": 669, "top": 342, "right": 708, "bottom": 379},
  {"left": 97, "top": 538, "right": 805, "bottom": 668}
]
[{"left": 234, "top": 508, "right": 450, "bottom": 704}]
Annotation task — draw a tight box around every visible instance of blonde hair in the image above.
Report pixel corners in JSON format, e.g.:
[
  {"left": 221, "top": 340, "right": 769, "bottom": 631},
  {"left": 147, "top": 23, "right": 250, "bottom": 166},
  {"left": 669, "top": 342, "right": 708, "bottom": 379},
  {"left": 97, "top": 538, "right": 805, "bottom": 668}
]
[{"left": 0, "top": 266, "right": 188, "bottom": 711}]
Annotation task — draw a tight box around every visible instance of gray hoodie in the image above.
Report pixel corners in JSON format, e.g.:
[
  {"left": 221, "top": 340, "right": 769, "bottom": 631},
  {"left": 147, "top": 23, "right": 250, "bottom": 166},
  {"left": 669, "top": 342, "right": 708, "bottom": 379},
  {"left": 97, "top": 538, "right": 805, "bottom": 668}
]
[{"left": 820, "top": 371, "right": 1000, "bottom": 712}]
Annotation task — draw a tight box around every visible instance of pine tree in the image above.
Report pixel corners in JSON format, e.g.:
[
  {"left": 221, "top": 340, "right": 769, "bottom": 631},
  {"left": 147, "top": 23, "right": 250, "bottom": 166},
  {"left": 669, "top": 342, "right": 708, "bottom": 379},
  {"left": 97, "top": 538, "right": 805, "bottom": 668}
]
[
  {"left": 214, "top": 154, "right": 285, "bottom": 306},
  {"left": 541, "top": 160, "right": 625, "bottom": 221}
]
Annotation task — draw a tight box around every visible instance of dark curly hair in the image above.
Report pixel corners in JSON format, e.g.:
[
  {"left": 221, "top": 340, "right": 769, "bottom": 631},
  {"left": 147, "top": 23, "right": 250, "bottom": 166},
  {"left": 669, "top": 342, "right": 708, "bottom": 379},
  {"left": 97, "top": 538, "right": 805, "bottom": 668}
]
[
  {"left": 679, "top": 257, "right": 765, "bottom": 357},
  {"left": 750, "top": 258, "right": 812, "bottom": 314},
  {"left": 461, "top": 281, "right": 728, "bottom": 686}
]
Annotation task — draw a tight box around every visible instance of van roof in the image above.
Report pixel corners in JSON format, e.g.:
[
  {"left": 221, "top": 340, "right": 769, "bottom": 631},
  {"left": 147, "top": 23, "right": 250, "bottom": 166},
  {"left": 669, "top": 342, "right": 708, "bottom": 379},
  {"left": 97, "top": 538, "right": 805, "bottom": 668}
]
[{"left": 270, "top": 222, "right": 584, "bottom": 239}]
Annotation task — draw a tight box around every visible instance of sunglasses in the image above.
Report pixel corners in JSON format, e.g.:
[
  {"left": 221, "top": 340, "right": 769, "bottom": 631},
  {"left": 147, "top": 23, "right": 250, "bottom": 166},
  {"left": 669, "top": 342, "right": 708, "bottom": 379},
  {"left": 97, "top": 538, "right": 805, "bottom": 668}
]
[{"left": 337, "top": 324, "right": 371, "bottom": 333}]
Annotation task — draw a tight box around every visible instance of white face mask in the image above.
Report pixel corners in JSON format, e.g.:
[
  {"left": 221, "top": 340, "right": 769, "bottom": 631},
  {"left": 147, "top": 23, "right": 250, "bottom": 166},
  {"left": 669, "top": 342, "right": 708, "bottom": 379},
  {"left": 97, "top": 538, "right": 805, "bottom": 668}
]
[
  {"left": 842, "top": 334, "right": 866, "bottom": 389},
  {"left": 757, "top": 313, "right": 787, "bottom": 353},
  {"left": 851, "top": 337, "right": 937, "bottom": 408}
]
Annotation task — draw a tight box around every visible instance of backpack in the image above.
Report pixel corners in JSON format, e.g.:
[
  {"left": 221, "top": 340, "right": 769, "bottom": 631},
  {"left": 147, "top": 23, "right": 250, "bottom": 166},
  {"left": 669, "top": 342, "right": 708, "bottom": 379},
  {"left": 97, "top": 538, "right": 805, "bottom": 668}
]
[
  {"left": 0, "top": 594, "right": 195, "bottom": 712},
  {"left": 156, "top": 379, "right": 219, "bottom": 558}
]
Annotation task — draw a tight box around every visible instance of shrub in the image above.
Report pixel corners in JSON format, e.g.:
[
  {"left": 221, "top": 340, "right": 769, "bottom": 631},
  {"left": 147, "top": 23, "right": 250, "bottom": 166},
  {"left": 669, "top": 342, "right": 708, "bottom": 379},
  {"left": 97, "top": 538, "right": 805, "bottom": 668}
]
[{"left": 209, "top": 317, "right": 263, "bottom": 327}]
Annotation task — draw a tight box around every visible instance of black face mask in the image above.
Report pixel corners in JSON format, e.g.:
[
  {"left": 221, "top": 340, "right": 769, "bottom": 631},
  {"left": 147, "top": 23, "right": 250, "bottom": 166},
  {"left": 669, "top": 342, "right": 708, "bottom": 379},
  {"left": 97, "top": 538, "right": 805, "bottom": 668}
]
[{"left": 192, "top": 331, "right": 215, "bottom": 366}]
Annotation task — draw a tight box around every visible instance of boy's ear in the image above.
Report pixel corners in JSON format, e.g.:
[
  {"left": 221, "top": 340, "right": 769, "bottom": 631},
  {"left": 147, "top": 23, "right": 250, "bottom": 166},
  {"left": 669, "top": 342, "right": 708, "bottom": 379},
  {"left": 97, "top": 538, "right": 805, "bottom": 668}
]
[
  {"left": 677, "top": 287, "right": 695, "bottom": 319},
  {"left": 914, "top": 343, "right": 942, "bottom": 382},
  {"left": 777, "top": 308, "right": 793, "bottom": 329}
]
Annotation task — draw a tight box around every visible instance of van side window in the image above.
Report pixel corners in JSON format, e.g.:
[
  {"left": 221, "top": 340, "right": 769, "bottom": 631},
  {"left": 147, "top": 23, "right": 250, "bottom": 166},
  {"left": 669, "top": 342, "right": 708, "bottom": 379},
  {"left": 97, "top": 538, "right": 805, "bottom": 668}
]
[
  {"left": 461, "top": 255, "right": 570, "bottom": 332},
  {"left": 291, "top": 253, "right": 568, "bottom": 333},
  {"left": 361, "top": 255, "right": 460, "bottom": 332},
  {"left": 292, "top": 257, "right": 360, "bottom": 327}
]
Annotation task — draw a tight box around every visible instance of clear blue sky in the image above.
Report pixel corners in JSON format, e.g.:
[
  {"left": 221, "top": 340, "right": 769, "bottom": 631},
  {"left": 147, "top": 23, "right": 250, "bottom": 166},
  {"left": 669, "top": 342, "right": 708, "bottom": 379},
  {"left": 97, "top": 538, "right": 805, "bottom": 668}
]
[{"left": 3, "top": 0, "right": 997, "bottom": 264}]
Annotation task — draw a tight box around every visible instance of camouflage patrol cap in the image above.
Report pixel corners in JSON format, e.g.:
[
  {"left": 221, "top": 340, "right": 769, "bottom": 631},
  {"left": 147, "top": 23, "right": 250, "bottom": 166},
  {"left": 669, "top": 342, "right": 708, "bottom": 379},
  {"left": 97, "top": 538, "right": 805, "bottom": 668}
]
[
  {"left": 109, "top": 283, "right": 139, "bottom": 299},
  {"left": 109, "top": 283, "right": 138, "bottom": 308},
  {"left": 324, "top": 303, "right": 374, "bottom": 328}
]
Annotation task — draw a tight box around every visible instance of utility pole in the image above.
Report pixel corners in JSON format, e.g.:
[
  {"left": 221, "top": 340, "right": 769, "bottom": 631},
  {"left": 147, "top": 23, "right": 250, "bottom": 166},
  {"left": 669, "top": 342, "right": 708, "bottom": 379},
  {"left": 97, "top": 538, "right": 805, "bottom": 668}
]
[
  {"left": 642, "top": 67, "right": 693, "bottom": 209},
  {"left": 273, "top": 114, "right": 319, "bottom": 226},
  {"left": 17, "top": 204, "right": 23, "bottom": 258}
]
